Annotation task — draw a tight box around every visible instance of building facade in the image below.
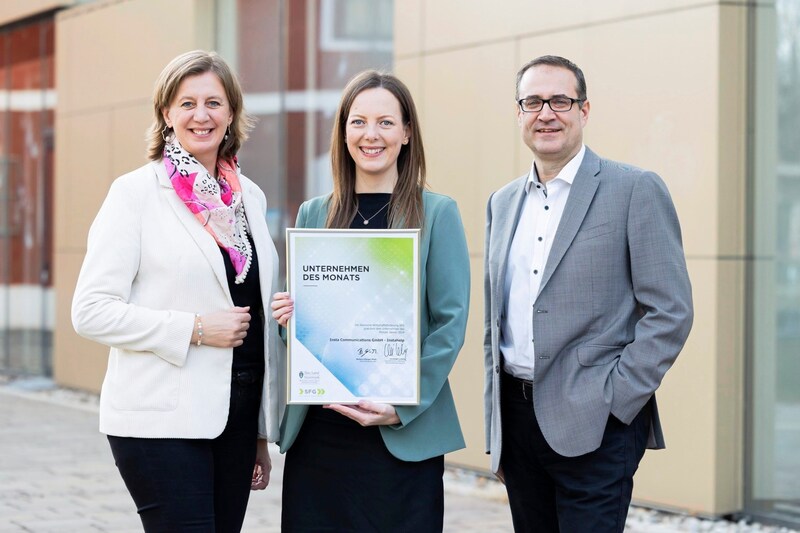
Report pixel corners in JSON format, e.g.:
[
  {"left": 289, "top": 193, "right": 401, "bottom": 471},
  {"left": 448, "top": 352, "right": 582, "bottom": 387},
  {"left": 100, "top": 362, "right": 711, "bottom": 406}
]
[
  {"left": 0, "top": 0, "right": 797, "bottom": 526},
  {"left": 0, "top": 6, "right": 56, "bottom": 377}
]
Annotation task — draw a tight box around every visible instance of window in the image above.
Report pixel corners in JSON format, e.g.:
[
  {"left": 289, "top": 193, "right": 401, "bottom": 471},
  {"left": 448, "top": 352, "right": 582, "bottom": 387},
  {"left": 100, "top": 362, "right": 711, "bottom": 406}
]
[{"left": 748, "top": 0, "right": 800, "bottom": 525}]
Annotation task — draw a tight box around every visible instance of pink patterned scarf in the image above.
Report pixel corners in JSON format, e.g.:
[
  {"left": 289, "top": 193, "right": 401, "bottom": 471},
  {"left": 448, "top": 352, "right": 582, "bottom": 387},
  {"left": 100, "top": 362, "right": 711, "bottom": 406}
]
[{"left": 163, "top": 140, "right": 252, "bottom": 283}]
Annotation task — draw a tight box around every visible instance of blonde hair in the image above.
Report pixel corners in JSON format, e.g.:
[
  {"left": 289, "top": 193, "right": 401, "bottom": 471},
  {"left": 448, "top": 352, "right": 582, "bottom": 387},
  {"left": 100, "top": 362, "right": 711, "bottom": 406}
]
[{"left": 146, "top": 50, "right": 255, "bottom": 161}]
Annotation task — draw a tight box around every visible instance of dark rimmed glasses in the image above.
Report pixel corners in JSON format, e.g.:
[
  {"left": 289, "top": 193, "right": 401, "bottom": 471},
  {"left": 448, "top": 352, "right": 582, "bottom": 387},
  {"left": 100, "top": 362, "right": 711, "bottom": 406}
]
[{"left": 517, "top": 96, "right": 584, "bottom": 113}]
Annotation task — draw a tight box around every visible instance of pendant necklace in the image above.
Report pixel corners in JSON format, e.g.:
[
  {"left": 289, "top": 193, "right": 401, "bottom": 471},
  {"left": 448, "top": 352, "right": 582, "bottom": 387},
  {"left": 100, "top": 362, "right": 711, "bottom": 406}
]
[{"left": 356, "top": 200, "right": 391, "bottom": 225}]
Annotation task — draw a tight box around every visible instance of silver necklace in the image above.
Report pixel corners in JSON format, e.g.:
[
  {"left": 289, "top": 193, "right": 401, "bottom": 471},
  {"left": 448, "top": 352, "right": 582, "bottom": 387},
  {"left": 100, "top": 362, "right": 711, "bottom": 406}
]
[{"left": 356, "top": 200, "right": 391, "bottom": 225}]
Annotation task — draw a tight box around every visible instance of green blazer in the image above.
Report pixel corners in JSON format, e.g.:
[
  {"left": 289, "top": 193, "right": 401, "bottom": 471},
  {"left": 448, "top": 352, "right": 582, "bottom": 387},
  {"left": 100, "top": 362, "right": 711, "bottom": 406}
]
[{"left": 278, "top": 190, "right": 470, "bottom": 461}]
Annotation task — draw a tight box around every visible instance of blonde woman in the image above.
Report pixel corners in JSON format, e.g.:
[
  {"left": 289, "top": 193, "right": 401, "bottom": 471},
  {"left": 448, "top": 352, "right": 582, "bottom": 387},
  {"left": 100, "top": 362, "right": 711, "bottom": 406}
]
[{"left": 72, "top": 50, "right": 284, "bottom": 532}]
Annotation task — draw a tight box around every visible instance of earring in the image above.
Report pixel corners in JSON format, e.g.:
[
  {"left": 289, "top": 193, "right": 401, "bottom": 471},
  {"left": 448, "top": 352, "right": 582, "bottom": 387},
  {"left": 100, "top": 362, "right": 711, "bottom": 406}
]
[
  {"left": 224, "top": 125, "right": 230, "bottom": 141},
  {"left": 161, "top": 125, "right": 173, "bottom": 142},
  {"left": 402, "top": 138, "right": 409, "bottom": 145}
]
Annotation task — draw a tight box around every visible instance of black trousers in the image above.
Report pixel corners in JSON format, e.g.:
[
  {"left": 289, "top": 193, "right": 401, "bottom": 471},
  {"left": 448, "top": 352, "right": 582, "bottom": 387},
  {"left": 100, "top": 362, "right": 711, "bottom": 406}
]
[
  {"left": 500, "top": 372, "right": 650, "bottom": 533},
  {"left": 107, "top": 371, "right": 263, "bottom": 533}
]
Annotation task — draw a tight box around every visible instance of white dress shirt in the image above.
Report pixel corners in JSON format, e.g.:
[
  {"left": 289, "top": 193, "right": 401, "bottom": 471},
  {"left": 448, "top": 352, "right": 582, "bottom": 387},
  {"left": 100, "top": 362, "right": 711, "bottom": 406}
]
[{"left": 500, "top": 145, "right": 586, "bottom": 379}]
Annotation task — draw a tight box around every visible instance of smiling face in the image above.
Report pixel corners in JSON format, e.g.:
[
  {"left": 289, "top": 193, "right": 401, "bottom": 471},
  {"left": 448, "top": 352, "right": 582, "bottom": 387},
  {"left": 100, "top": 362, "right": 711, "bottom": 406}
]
[
  {"left": 517, "top": 64, "right": 589, "bottom": 177},
  {"left": 345, "top": 87, "right": 409, "bottom": 192},
  {"left": 162, "top": 71, "right": 233, "bottom": 172}
]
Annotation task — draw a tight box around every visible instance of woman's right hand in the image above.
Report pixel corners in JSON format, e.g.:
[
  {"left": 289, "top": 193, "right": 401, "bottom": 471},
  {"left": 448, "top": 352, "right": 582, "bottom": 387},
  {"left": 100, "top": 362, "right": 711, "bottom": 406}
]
[
  {"left": 270, "top": 292, "right": 294, "bottom": 327},
  {"left": 193, "top": 306, "right": 251, "bottom": 347}
]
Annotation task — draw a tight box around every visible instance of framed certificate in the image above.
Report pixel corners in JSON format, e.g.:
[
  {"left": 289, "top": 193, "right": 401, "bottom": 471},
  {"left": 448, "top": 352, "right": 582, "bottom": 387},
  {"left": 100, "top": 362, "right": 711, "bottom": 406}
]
[{"left": 286, "top": 228, "right": 421, "bottom": 405}]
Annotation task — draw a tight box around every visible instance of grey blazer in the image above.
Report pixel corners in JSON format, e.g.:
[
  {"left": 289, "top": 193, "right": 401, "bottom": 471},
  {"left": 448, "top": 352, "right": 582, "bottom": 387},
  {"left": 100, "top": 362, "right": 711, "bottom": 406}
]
[{"left": 483, "top": 147, "right": 693, "bottom": 469}]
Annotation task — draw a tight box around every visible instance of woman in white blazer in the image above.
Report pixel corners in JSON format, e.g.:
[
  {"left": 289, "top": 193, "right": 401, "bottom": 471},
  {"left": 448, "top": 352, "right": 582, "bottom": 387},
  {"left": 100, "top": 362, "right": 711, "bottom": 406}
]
[{"left": 72, "top": 50, "right": 284, "bottom": 533}]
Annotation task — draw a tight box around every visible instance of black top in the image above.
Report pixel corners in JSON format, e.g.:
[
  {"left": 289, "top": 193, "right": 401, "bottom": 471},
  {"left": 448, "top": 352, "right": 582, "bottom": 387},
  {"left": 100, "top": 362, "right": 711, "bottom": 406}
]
[
  {"left": 351, "top": 193, "right": 391, "bottom": 229},
  {"left": 219, "top": 231, "right": 265, "bottom": 374}
]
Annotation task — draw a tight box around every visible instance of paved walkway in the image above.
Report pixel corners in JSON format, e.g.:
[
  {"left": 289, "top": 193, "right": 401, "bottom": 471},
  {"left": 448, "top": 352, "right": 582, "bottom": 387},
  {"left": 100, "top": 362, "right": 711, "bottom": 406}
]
[
  {"left": 0, "top": 386, "right": 513, "bottom": 532},
  {"left": 3, "top": 383, "right": 797, "bottom": 533}
]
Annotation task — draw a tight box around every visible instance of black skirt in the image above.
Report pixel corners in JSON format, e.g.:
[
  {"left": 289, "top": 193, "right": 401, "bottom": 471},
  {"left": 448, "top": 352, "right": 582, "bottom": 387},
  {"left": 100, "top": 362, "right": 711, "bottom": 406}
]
[{"left": 281, "top": 406, "right": 444, "bottom": 532}]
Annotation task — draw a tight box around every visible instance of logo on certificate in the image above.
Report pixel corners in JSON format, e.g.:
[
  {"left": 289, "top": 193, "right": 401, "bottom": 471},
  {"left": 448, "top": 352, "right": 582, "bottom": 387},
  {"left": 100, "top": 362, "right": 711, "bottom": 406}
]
[
  {"left": 298, "top": 388, "right": 326, "bottom": 397},
  {"left": 298, "top": 370, "right": 320, "bottom": 384}
]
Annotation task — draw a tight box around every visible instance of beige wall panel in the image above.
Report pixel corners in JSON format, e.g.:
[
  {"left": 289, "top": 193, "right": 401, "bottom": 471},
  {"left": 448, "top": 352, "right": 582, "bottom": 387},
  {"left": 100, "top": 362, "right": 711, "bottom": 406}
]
[
  {"left": 712, "top": 258, "right": 744, "bottom": 512},
  {"left": 54, "top": 112, "right": 112, "bottom": 251},
  {"left": 420, "top": 44, "right": 516, "bottom": 472},
  {"left": 56, "top": 0, "right": 214, "bottom": 115},
  {"left": 710, "top": 6, "right": 747, "bottom": 512},
  {"left": 633, "top": 260, "right": 717, "bottom": 511},
  {"left": 0, "top": 0, "right": 74, "bottom": 24},
  {"left": 447, "top": 255, "right": 490, "bottom": 469},
  {"left": 518, "top": 6, "right": 719, "bottom": 259},
  {"left": 421, "top": 42, "right": 519, "bottom": 253},
  {"left": 53, "top": 250, "right": 106, "bottom": 393},
  {"left": 393, "top": 0, "right": 424, "bottom": 57},
  {"left": 394, "top": 48, "right": 488, "bottom": 469},
  {"left": 717, "top": 5, "right": 748, "bottom": 256},
  {"left": 111, "top": 102, "right": 153, "bottom": 178},
  {"left": 423, "top": 0, "right": 715, "bottom": 52},
  {"left": 634, "top": 258, "right": 744, "bottom": 515},
  {"left": 394, "top": 57, "right": 424, "bottom": 118}
]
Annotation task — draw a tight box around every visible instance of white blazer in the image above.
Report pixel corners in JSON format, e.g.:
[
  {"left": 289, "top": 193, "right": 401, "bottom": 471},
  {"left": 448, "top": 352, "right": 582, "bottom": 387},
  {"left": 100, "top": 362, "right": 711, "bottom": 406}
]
[{"left": 72, "top": 161, "right": 285, "bottom": 441}]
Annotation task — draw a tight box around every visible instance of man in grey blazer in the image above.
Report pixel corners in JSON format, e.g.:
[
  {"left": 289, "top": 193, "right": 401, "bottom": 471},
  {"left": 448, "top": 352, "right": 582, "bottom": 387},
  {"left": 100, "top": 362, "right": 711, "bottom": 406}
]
[{"left": 484, "top": 55, "right": 693, "bottom": 532}]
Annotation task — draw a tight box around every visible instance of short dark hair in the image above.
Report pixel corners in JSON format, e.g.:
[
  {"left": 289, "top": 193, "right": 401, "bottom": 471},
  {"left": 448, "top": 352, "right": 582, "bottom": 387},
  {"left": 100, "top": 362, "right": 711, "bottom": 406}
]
[{"left": 515, "top": 55, "right": 587, "bottom": 101}]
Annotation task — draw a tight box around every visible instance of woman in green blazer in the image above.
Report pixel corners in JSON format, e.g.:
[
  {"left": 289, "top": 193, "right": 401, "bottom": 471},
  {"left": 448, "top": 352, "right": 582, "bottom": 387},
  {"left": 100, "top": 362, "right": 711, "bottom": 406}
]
[{"left": 271, "top": 71, "right": 470, "bottom": 532}]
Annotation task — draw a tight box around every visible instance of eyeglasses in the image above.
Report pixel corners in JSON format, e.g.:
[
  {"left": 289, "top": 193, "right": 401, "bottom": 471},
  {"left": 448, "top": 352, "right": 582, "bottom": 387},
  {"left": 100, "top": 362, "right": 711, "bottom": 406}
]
[{"left": 517, "top": 96, "right": 584, "bottom": 113}]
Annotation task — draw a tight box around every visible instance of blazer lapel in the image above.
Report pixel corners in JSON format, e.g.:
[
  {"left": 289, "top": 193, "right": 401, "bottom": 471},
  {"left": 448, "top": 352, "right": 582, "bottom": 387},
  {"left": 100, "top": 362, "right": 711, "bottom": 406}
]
[
  {"left": 241, "top": 182, "right": 276, "bottom": 300},
  {"left": 494, "top": 176, "right": 528, "bottom": 310},
  {"left": 537, "top": 149, "right": 601, "bottom": 297},
  {"left": 154, "top": 161, "right": 233, "bottom": 303}
]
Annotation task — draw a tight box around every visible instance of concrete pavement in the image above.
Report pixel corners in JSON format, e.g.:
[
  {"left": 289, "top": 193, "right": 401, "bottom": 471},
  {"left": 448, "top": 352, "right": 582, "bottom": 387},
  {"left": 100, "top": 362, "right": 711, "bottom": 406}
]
[
  {"left": 0, "top": 384, "right": 513, "bottom": 532},
  {"left": 4, "top": 381, "right": 796, "bottom": 533}
]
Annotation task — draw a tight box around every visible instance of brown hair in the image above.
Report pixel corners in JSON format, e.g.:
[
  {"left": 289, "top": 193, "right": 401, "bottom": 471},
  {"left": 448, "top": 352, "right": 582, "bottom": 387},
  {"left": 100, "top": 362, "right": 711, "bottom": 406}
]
[
  {"left": 326, "top": 70, "right": 426, "bottom": 229},
  {"left": 146, "top": 50, "right": 255, "bottom": 162}
]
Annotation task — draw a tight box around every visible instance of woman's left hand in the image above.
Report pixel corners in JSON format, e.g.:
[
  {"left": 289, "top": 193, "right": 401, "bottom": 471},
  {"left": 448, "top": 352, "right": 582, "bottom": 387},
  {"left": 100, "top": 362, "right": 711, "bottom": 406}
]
[
  {"left": 251, "top": 439, "right": 271, "bottom": 490},
  {"left": 325, "top": 400, "right": 400, "bottom": 426},
  {"left": 270, "top": 292, "right": 294, "bottom": 328}
]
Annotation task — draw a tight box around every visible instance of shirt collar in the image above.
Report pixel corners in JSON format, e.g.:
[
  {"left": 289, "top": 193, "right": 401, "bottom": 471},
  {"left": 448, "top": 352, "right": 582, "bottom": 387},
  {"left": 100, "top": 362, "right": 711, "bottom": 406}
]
[{"left": 525, "top": 144, "right": 586, "bottom": 193}]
